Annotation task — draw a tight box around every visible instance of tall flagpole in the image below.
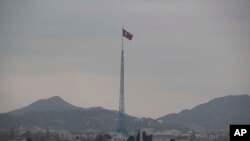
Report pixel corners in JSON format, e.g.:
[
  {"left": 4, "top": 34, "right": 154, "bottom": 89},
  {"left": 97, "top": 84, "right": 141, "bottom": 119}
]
[
  {"left": 117, "top": 27, "right": 126, "bottom": 133},
  {"left": 122, "top": 26, "right": 124, "bottom": 50}
]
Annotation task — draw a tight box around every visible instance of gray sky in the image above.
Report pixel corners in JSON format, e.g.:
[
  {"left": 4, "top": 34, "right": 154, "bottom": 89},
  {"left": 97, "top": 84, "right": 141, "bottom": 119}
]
[{"left": 0, "top": 0, "right": 249, "bottom": 118}]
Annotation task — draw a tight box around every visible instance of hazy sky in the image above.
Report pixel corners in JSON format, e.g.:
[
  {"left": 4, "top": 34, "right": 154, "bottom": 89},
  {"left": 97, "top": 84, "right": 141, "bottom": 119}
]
[{"left": 0, "top": 0, "right": 249, "bottom": 118}]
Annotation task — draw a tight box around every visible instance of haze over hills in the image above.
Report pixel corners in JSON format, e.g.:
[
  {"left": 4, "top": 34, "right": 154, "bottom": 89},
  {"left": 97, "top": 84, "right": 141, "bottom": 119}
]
[{"left": 0, "top": 94, "right": 249, "bottom": 132}]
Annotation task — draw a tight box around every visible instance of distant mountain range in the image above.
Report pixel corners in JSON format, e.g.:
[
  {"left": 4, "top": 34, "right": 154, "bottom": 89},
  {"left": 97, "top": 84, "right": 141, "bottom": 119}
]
[
  {"left": 0, "top": 94, "right": 249, "bottom": 132},
  {"left": 0, "top": 96, "right": 174, "bottom": 132}
]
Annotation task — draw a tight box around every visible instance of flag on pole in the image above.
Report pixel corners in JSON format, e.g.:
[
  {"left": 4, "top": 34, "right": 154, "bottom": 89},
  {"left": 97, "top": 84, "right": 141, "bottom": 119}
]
[{"left": 122, "top": 28, "right": 133, "bottom": 40}]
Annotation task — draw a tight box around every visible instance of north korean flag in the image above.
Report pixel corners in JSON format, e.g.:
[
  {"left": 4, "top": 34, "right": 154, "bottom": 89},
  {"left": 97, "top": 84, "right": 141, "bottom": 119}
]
[{"left": 122, "top": 29, "right": 133, "bottom": 40}]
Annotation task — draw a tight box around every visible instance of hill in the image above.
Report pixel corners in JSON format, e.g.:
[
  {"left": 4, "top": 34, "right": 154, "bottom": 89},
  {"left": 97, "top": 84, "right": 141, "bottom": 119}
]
[
  {"left": 0, "top": 96, "right": 174, "bottom": 132},
  {"left": 7, "top": 96, "right": 81, "bottom": 115},
  {"left": 158, "top": 94, "right": 250, "bottom": 131}
]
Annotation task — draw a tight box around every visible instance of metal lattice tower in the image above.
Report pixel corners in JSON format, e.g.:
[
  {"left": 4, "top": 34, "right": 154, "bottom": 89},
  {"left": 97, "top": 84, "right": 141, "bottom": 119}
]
[{"left": 117, "top": 38, "right": 126, "bottom": 133}]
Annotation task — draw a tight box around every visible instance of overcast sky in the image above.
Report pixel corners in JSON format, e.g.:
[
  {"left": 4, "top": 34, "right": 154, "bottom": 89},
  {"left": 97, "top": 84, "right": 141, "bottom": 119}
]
[{"left": 0, "top": 0, "right": 249, "bottom": 118}]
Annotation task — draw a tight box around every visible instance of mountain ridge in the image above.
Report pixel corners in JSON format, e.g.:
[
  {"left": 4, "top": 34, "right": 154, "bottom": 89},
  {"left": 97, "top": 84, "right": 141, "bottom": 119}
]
[
  {"left": 158, "top": 94, "right": 250, "bottom": 131},
  {"left": 1, "top": 94, "right": 249, "bottom": 132},
  {"left": 0, "top": 96, "right": 185, "bottom": 132},
  {"left": 7, "top": 96, "right": 82, "bottom": 115}
]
